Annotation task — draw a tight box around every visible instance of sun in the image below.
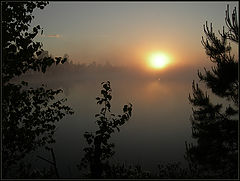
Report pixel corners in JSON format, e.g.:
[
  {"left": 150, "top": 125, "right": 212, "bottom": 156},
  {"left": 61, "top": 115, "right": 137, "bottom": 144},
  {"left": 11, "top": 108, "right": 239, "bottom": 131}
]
[{"left": 149, "top": 52, "right": 170, "bottom": 69}]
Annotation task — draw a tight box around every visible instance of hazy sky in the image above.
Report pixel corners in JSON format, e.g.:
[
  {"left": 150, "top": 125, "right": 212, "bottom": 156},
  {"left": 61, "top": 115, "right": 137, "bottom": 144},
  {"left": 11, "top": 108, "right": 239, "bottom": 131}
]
[
  {"left": 18, "top": 2, "right": 239, "bottom": 176},
  {"left": 32, "top": 1, "right": 238, "bottom": 69}
]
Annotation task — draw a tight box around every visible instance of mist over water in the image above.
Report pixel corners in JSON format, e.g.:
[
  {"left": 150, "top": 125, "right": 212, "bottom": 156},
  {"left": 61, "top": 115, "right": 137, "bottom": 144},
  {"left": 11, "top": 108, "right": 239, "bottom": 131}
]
[{"left": 13, "top": 63, "right": 196, "bottom": 178}]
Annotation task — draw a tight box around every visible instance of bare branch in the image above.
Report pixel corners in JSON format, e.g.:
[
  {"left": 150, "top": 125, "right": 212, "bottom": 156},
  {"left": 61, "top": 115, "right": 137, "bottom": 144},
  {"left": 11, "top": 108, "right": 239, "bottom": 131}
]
[{"left": 224, "top": 5, "right": 239, "bottom": 43}]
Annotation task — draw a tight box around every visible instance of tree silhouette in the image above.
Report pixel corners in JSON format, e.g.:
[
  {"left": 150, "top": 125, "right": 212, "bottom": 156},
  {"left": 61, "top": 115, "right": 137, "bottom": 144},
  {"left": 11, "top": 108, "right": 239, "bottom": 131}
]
[
  {"left": 186, "top": 5, "right": 238, "bottom": 178},
  {"left": 78, "top": 81, "right": 132, "bottom": 178},
  {"left": 2, "top": 1, "right": 73, "bottom": 178}
]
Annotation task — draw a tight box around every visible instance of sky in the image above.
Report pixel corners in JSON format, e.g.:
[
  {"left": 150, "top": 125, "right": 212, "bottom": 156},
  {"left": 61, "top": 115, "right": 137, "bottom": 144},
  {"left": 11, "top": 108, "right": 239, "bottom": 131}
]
[{"left": 32, "top": 1, "right": 239, "bottom": 70}]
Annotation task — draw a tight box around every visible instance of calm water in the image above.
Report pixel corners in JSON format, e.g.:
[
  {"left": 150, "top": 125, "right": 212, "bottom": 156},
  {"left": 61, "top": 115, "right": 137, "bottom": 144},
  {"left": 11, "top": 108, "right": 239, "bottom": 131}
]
[{"left": 15, "top": 68, "right": 196, "bottom": 178}]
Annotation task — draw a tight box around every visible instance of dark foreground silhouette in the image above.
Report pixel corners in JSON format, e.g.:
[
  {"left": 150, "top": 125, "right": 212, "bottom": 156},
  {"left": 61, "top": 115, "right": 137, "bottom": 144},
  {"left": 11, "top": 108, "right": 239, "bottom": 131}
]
[
  {"left": 186, "top": 5, "right": 238, "bottom": 179},
  {"left": 2, "top": 1, "right": 238, "bottom": 179},
  {"left": 2, "top": 1, "right": 73, "bottom": 178}
]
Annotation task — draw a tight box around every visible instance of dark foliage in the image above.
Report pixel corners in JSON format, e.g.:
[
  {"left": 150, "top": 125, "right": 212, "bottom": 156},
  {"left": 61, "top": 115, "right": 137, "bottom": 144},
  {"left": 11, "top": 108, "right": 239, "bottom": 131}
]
[
  {"left": 157, "top": 162, "right": 190, "bottom": 179},
  {"left": 78, "top": 81, "right": 132, "bottom": 178},
  {"left": 16, "top": 161, "right": 56, "bottom": 179},
  {"left": 105, "top": 163, "right": 152, "bottom": 179},
  {"left": 2, "top": 1, "right": 74, "bottom": 178},
  {"left": 2, "top": 1, "right": 68, "bottom": 83},
  {"left": 186, "top": 5, "right": 238, "bottom": 179}
]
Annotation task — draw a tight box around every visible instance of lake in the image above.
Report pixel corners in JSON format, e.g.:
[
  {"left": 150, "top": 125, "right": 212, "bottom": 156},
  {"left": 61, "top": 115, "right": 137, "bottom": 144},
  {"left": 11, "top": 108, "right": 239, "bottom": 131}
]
[{"left": 13, "top": 65, "right": 196, "bottom": 178}]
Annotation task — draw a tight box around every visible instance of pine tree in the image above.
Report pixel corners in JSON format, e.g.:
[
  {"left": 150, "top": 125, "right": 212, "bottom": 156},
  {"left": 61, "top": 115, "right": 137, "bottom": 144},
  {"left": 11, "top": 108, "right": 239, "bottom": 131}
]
[{"left": 186, "top": 5, "right": 238, "bottom": 178}]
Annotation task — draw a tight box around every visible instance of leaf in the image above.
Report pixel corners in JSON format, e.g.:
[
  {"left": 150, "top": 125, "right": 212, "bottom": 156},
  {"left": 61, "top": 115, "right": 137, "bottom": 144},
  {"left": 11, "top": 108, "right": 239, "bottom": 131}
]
[
  {"left": 95, "top": 114, "right": 100, "bottom": 117},
  {"left": 55, "top": 57, "right": 61, "bottom": 65},
  {"left": 36, "top": 50, "right": 42, "bottom": 56},
  {"left": 101, "top": 107, "right": 106, "bottom": 113},
  {"left": 61, "top": 57, "right": 67, "bottom": 64},
  {"left": 21, "top": 81, "right": 28, "bottom": 86},
  {"left": 106, "top": 102, "right": 111, "bottom": 110},
  {"left": 123, "top": 105, "right": 128, "bottom": 112},
  {"left": 9, "top": 44, "right": 17, "bottom": 52},
  {"left": 107, "top": 95, "right": 112, "bottom": 100},
  {"left": 97, "top": 99, "right": 103, "bottom": 105},
  {"left": 101, "top": 90, "right": 106, "bottom": 96}
]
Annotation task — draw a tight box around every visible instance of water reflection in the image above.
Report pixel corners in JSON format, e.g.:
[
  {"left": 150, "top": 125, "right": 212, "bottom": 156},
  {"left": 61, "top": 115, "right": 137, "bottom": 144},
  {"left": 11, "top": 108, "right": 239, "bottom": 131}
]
[{"left": 13, "top": 68, "right": 194, "bottom": 178}]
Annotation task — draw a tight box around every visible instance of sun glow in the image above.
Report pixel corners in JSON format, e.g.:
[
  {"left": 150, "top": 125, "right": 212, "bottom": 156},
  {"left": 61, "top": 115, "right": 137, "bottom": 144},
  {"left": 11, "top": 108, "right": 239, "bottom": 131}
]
[{"left": 149, "top": 52, "right": 170, "bottom": 69}]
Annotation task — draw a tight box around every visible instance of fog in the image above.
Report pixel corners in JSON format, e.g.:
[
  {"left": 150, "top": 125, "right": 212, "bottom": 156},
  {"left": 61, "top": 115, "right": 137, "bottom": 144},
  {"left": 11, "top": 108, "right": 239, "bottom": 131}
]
[{"left": 12, "top": 62, "right": 200, "bottom": 177}]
